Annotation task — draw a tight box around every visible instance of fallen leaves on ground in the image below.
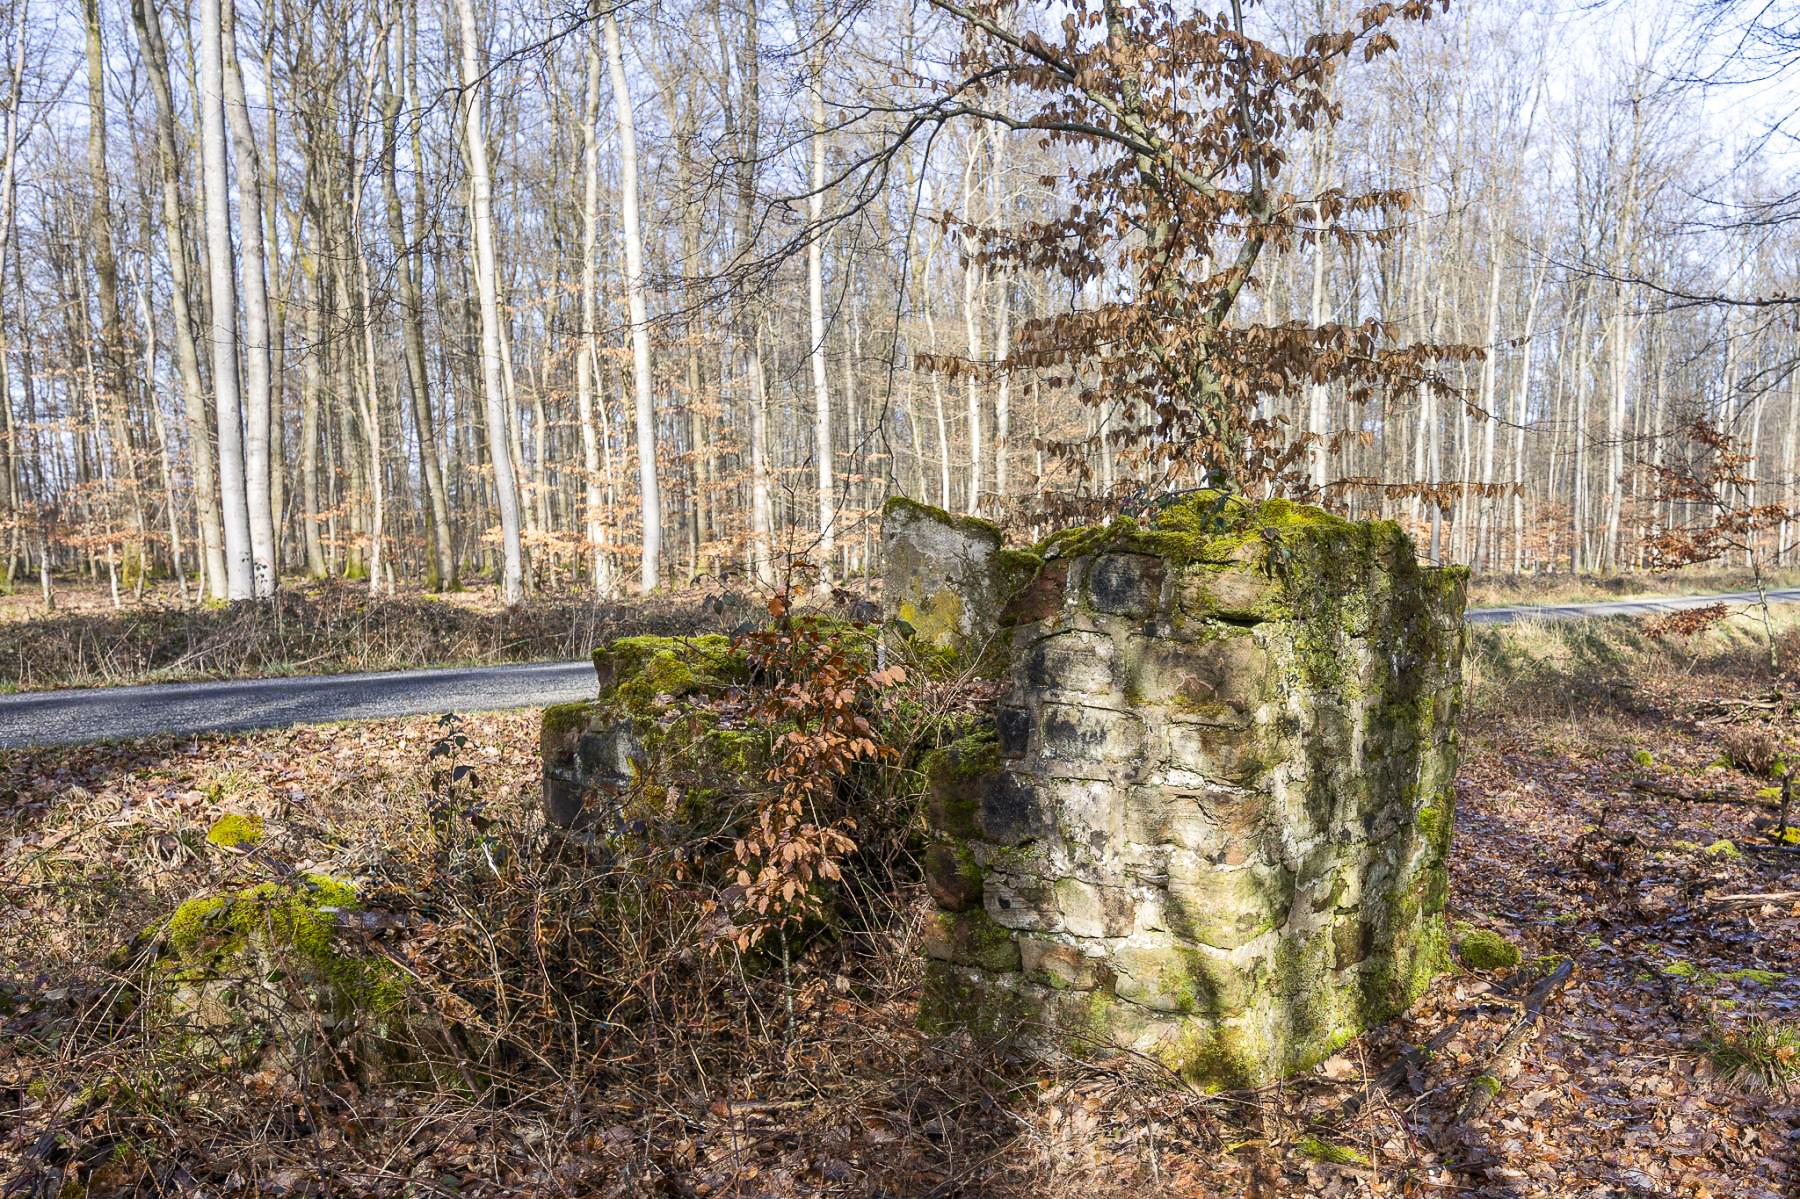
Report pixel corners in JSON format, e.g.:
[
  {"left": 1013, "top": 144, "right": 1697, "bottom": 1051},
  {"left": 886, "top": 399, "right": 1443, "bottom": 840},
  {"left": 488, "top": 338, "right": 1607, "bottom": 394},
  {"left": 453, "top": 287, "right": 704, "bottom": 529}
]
[{"left": 0, "top": 653, "right": 1796, "bottom": 1196}]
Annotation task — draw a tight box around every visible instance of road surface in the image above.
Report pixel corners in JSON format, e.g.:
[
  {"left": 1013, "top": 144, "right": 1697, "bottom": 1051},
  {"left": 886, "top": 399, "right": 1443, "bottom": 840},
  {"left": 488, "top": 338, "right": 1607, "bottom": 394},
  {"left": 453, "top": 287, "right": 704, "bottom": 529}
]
[
  {"left": 1462, "top": 586, "right": 1800, "bottom": 624},
  {"left": 0, "top": 659, "right": 596, "bottom": 749},
  {"left": 3, "top": 588, "right": 1797, "bottom": 748}
]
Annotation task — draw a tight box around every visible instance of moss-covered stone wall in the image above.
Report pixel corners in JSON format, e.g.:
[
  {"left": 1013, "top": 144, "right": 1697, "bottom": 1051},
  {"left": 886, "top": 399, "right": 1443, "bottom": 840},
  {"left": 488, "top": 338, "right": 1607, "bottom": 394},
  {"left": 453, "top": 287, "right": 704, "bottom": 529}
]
[
  {"left": 905, "top": 493, "right": 1467, "bottom": 1088},
  {"left": 540, "top": 633, "right": 753, "bottom": 834}
]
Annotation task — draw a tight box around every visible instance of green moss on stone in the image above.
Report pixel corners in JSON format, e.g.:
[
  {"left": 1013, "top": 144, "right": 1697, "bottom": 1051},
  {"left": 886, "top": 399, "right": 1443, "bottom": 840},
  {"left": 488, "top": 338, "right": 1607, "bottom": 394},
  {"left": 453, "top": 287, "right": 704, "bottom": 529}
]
[
  {"left": 1456, "top": 927, "right": 1521, "bottom": 972},
  {"left": 922, "top": 733, "right": 1000, "bottom": 840},
  {"left": 540, "top": 700, "right": 594, "bottom": 743},
  {"left": 882, "top": 494, "right": 1003, "bottom": 545},
  {"left": 164, "top": 874, "right": 404, "bottom": 1014},
  {"left": 205, "top": 812, "right": 265, "bottom": 849},
  {"left": 1472, "top": 1073, "right": 1502, "bottom": 1096},
  {"left": 995, "top": 547, "right": 1046, "bottom": 604},
  {"left": 596, "top": 633, "right": 740, "bottom": 713}
]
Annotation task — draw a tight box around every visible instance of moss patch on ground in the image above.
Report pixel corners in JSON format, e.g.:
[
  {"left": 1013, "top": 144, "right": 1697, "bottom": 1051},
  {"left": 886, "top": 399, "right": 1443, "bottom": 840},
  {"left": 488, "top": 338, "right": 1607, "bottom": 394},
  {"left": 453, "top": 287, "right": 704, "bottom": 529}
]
[
  {"left": 1454, "top": 925, "right": 1521, "bottom": 971},
  {"left": 164, "top": 874, "right": 403, "bottom": 1014},
  {"left": 204, "top": 812, "right": 265, "bottom": 849}
]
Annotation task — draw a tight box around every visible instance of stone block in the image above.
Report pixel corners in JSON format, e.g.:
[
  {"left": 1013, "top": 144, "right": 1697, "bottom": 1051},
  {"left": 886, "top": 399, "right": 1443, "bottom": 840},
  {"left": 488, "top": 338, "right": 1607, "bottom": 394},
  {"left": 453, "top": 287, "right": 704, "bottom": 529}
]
[
  {"left": 1110, "top": 940, "right": 1214, "bottom": 1013},
  {"left": 881, "top": 496, "right": 1011, "bottom": 668},
  {"left": 1002, "top": 559, "right": 1068, "bottom": 625},
  {"left": 1176, "top": 565, "right": 1280, "bottom": 623},
  {"left": 1053, "top": 876, "right": 1135, "bottom": 937},
  {"left": 996, "top": 705, "right": 1033, "bottom": 758},
  {"left": 1037, "top": 703, "right": 1147, "bottom": 772},
  {"left": 1164, "top": 858, "right": 1293, "bottom": 950},
  {"left": 894, "top": 494, "right": 1467, "bottom": 1088},
  {"left": 1121, "top": 632, "right": 1267, "bottom": 723},
  {"left": 924, "top": 842, "right": 983, "bottom": 912},
  {"left": 1022, "top": 630, "right": 1117, "bottom": 695},
  {"left": 1163, "top": 721, "right": 1271, "bottom": 786},
  {"left": 922, "top": 908, "right": 1021, "bottom": 972},
  {"left": 981, "top": 770, "right": 1053, "bottom": 845},
  {"left": 1020, "top": 936, "right": 1109, "bottom": 990},
  {"left": 984, "top": 873, "right": 1060, "bottom": 932},
  {"left": 1087, "top": 552, "right": 1165, "bottom": 617}
]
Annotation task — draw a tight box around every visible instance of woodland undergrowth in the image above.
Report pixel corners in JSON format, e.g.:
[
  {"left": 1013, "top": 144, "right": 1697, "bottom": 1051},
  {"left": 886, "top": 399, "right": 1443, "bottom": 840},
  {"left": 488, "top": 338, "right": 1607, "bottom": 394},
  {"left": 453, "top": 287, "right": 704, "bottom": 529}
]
[{"left": 0, "top": 607, "right": 1795, "bottom": 1197}]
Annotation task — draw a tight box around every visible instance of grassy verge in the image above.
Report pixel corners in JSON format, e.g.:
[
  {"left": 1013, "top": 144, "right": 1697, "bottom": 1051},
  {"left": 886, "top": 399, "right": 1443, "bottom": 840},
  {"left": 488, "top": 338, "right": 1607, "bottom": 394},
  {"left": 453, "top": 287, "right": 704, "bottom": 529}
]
[
  {"left": 0, "top": 580, "right": 756, "bottom": 692},
  {"left": 1468, "top": 566, "right": 1800, "bottom": 610}
]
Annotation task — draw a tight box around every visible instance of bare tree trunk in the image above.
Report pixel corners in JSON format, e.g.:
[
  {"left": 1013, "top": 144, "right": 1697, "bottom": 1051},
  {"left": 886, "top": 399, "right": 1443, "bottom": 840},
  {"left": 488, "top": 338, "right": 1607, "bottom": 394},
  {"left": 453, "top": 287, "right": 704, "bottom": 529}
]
[
  {"left": 808, "top": 54, "right": 835, "bottom": 579},
  {"left": 198, "top": 0, "right": 253, "bottom": 600},
  {"left": 0, "top": 0, "right": 24, "bottom": 587},
  {"left": 137, "top": 281, "right": 189, "bottom": 603},
  {"left": 959, "top": 153, "right": 983, "bottom": 515},
  {"left": 454, "top": 0, "right": 523, "bottom": 603},
  {"left": 576, "top": 36, "right": 611, "bottom": 596},
  {"left": 220, "top": 0, "right": 276, "bottom": 595},
  {"left": 84, "top": 0, "right": 148, "bottom": 587},
  {"left": 380, "top": 49, "right": 453, "bottom": 591},
  {"left": 604, "top": 11, "right": 661, "bottom": 593}
]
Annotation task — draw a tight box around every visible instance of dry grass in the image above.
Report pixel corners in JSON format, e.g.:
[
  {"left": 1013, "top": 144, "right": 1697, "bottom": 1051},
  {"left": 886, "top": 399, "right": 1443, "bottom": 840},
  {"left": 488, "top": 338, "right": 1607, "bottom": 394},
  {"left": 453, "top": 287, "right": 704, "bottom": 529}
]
[
  {"left": 1467, "top": 566, "right": 1800, "bottom": 610},
  {"left": 0, "top": 580, "right": 757, "bottom": 692}
]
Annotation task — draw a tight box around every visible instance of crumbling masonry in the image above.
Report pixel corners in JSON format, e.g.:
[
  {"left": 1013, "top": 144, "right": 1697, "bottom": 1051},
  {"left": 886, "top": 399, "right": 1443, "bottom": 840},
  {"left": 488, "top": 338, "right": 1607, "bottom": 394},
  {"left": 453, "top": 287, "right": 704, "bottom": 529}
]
[{"left": 889, "top": 494, "right": 1466, "bottom": 1087}]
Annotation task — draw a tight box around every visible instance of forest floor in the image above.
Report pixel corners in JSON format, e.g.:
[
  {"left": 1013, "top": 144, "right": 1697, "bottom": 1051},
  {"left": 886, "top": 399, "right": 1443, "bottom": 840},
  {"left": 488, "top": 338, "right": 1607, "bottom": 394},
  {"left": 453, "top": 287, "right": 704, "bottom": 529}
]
[{"left": 0, "top": 617, "right": 1797, "bottom": 1196}]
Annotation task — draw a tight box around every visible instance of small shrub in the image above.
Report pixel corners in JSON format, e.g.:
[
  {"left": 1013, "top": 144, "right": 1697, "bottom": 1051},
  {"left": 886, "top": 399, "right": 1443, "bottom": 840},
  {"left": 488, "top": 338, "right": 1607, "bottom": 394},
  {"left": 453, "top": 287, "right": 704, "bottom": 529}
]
[
  {"left": 1701, "top": 1019, "right": 1800, "bottom": 1094},
  {"left": 1718, "top": 725, "right": 1786, "bottom": 778}
]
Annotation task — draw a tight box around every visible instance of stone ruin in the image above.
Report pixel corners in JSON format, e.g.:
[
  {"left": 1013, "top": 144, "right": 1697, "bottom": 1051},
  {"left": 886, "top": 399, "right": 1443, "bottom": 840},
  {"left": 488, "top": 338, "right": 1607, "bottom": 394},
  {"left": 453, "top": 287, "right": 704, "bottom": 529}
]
[
  {"left": 891, "top": 494, "right": 1467, "bottom": 1087},
  {"left": 540, "top": 492, "right": 1466, "bottom": 1089}
]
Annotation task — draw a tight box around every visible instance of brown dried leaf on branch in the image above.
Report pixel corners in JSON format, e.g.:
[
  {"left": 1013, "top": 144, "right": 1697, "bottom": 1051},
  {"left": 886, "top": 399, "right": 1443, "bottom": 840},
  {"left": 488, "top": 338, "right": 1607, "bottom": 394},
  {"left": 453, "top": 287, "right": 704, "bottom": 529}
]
[
  {"left": 1645, "top": 603, "right": 1731, "bottom": 638},
  {"left": 925, "top": 0, "right": 1474, "bottom": 511}
]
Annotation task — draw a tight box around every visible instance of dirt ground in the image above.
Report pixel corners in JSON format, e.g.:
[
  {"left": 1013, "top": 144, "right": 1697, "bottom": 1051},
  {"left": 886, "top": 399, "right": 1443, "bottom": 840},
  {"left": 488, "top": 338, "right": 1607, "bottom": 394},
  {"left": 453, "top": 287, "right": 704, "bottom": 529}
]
[{"left": 0, "top": 619, "right": 1796, "bottom": 1197}]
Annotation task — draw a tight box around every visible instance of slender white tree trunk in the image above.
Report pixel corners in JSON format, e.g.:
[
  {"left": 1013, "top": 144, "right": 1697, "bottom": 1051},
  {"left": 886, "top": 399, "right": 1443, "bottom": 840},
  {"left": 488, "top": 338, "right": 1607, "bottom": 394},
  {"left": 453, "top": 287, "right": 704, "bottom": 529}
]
[
  {"left": 454, "top": 0, "right": 523, "bottom": 603},
  {"left": 604, "top": 12, "right": 661, "bottom": 593},
  {"left": 808, "top": 71, "right": 835, "bottom": 579},
  {"left": 960, "top": 154, "right": 983, "bottom": 514},
  {"left": 198, "top": 0, "right": 253, "bottom": 600},
  {"left": 749, "top": 321, "right": 774, "bottom": 587},
  {"left": 220, "top": 0, "right": 275, "bottom": 595},
  {"left": 577, "top": 39, "right": 611, "bottom": 596},
  {"left": 1474, "top": 219, "right": 1503, "bottom": 568},
  {"left": 993, "top": 272, "right": 1012, "bottom": 502},
  {"left": 1306, "top": 126, "right": 1332, "bottom": 493}
]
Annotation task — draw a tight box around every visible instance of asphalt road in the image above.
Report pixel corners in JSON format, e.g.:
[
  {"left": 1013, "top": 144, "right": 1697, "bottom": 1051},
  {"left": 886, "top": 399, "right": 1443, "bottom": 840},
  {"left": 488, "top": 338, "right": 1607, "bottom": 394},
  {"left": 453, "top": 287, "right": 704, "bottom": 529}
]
[
  {"left": 0, "top": 659, "right": 596, "bottom": 750},
  {"left": 3, "top": 587, "right": 1798, "bottom": 749},
  {"left": 1462, "top": 586, "right": 1800, "bottom": 624}
]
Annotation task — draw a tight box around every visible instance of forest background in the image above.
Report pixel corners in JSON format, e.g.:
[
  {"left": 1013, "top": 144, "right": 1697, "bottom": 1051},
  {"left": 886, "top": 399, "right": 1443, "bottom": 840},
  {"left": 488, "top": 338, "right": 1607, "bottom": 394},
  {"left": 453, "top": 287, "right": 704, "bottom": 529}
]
[{"left": 2, "top": 0, "right": 1796, "bottom": 610}]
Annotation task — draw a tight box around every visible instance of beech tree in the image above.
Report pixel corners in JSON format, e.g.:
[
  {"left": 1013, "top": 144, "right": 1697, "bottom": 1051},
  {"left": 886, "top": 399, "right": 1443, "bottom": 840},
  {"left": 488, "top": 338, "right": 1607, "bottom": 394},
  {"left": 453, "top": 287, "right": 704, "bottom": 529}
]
[{"left": 914, "top": 0, "right": 1476, "bottom": 499}]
